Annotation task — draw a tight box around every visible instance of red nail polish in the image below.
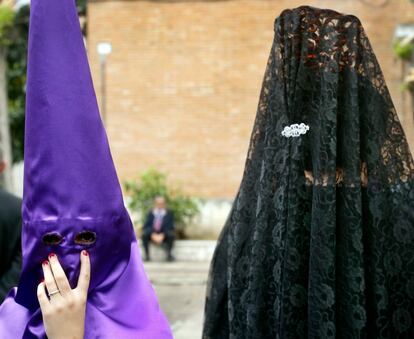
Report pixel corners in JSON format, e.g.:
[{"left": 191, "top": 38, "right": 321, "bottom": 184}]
[
  {"left": 82, "top": 250, "right": 89, "bottom": 256},
  {"left": 49, "top": 253, "right": 55, "bottom": 258},
  {"left": 42, "top": 260, "right": 48, "bottom": 266}
]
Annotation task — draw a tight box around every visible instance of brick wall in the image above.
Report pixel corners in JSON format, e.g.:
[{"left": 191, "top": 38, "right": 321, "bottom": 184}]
[{"left": 88, "top": 0, "right": 414, "bottom": 198}]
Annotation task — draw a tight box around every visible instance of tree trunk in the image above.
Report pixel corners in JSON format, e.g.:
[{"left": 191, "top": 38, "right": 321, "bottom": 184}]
[
  {"left": 411, "top": 90, "right": 414, "bottom": 120},
  {"left": 0, "top": 46, "right": 14, "bottom": 191}
]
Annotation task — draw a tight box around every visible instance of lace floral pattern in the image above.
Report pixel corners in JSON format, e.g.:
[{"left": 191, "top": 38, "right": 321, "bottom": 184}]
[{"left": 203, "top": 6, "right": 414, "bottom": 339}]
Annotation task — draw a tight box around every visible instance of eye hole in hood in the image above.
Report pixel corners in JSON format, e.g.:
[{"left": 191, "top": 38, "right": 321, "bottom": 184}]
[
  {"left": 74, "top": 231, "right": 97, "bottom": 245},
  {"left": 42, "top": 232, "right": 63, "bottom": 246}
]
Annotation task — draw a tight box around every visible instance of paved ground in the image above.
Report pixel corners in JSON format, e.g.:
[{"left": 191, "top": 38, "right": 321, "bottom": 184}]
[{"left": 144, "top": 261, "right": 210, "bottom": 339}]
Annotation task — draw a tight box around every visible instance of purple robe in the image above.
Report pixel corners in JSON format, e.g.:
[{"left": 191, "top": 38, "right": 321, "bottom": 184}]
[{"left": 0, "top": 0, "right": 173, "bottom": 337}]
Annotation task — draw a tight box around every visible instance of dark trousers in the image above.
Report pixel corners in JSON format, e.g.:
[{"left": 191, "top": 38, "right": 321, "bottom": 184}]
[{"left": 142, "top": 231, "right": 174, "bottom": 258}]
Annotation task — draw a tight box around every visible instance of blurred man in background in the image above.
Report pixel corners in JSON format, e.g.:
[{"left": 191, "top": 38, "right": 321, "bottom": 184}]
[
  {"left": 0, "top": 152, "right": 22, "bottom": 302},
  {"left": 142, "top": 196, "right": 175, "bottom": 262}
]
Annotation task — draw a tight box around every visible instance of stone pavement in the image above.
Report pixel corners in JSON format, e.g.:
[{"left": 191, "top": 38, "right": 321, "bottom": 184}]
[{"left": 144, "top": 260, "right": 211, "bottom": 339}]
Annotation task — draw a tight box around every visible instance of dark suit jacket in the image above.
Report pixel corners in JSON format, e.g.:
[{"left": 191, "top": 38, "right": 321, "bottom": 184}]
[
  {"left": 143, "top": 210, "right": 174, "bottom": 235},
  {"left": 0, "top": 188, "right": 22, "bottom": 302}
]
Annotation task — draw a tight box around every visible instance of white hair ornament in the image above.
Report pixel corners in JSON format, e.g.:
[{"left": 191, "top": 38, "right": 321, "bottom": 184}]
[{"left": 281, "top": 123, "right": 310, "bottom": 138}]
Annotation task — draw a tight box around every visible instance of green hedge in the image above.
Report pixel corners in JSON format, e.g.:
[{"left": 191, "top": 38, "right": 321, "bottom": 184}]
[{"left": 125, "top": 168, "right": 200, "bottom": 239}]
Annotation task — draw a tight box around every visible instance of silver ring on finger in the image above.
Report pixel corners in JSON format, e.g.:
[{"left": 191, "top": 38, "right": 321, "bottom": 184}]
[{"left": 48, "top": 289, "right": 60, "bottom": 297}]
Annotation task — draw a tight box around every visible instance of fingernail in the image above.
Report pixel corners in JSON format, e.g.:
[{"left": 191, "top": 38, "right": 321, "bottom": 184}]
[
  {"left": 82, "top": 250, "right": 89, "bottom": 256},
  {"left": 49, "top": 253, "right": 56, "bottom": 258},
  {"left": 42, "top": 260, "right": 48, "bottom": 266},
  {"left": 40, "top": 278, "right": 44, "bottom": 283}
]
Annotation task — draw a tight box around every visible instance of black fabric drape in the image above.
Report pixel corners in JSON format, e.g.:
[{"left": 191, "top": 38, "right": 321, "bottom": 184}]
[
  {"left": 0, "top": 188, "right": 22, "bottom": 302},
  {"left": 203, "top": 6, "right": 414, "bottom": 339}
]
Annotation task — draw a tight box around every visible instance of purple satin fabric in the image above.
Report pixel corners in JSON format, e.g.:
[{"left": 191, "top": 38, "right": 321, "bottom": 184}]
[
  {"left": 1, "top": 241, "right": 173, "bottom": 338},
  {"left": 0, "top": 0, "right": 172, "bottom": 337}
]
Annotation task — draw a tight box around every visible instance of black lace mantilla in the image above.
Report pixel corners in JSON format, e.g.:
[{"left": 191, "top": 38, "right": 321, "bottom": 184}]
[{"left": 203, "top": 6, "right": 414, "bottom": 339}]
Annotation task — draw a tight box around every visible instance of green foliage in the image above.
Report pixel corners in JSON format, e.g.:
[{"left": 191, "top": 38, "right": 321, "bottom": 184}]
[
  {"left": 393, "top": 39, "right": 414, "bottom": 61},
  {"left": 125, "top": 168, "right": 200, "bottom": 238},
  {"left": 77, "top": 0, "right": 87, "bottom": 16},
  {"left": 0, "top": 6, "right": 15, "bottom": 47},
  {"left": 4, "top": 1, "right": 86, "bottom": 163},
  {"left": 403, "top": 75, "right": 414, "bottom": 92},
  {"left": 401, "top": 79, "right": 414, "bottom": 92},
  {"left": 7, "top": 5, "right": 29, "bottom": 163}
]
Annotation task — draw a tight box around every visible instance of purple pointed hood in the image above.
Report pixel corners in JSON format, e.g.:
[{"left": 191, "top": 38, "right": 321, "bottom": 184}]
[{"left": 0, "top": 0, "right": 172, "bottom": 337}]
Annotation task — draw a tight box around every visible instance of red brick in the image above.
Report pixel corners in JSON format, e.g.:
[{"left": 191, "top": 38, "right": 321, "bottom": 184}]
[{"left": 88, "top": 0, "right": 414, "bottom": 198}]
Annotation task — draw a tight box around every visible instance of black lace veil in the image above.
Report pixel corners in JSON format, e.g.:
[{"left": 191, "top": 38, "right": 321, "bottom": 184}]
[{"left": 203, "top": 6, "right": 414, "bottom": 339}]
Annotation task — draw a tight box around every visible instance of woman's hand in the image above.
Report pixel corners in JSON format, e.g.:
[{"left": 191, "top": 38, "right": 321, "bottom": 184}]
[{"left": 37, "top": 251, "right": 91, "bottom": 339}]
